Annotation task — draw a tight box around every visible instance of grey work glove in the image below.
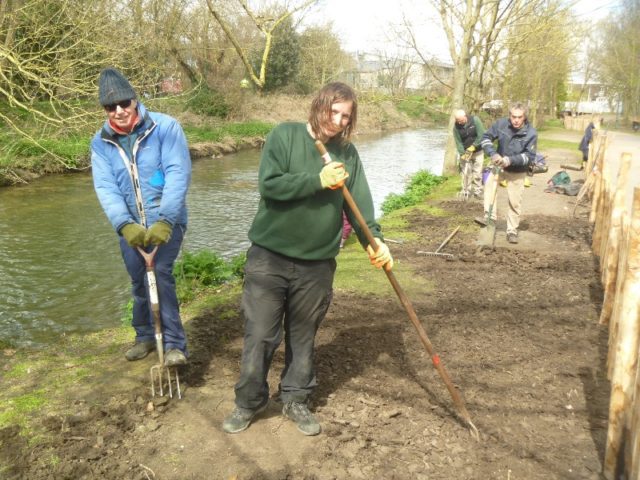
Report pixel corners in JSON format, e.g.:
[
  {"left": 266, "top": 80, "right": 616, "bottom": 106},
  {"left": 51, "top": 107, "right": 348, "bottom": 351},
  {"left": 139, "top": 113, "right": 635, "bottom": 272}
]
[{"left": 492, "top": 154, "right": 510, "bottom": 168}]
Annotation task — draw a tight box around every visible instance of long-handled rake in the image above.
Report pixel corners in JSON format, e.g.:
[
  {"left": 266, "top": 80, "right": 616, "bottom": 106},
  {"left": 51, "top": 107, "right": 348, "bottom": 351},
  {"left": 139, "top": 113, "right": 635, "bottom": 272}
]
[
  {"left": 417, "top": 225, "right": 460, "bottom": 259},
  {"left": 315, "top": 141, "right": 478, "bottom": 440},
  {"left": 137, "top": 246, "right": 182, "bottom": 399}
]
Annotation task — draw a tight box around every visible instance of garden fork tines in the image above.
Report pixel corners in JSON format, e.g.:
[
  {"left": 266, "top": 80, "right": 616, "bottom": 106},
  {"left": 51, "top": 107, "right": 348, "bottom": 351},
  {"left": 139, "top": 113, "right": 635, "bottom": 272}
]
[{"left": 137, "top": 246, "right": 182, "bottom": 400}]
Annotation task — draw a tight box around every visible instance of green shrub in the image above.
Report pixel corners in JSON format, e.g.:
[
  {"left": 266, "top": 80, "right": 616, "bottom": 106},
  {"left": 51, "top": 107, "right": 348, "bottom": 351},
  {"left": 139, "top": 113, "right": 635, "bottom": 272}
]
[
  {"left": 381, "top": 170, "right": 446, "bottom": 214},
  {"left": 397, "top": 95, "right": 429, "bottom": 119},
  {"left": 185, "top": 88, "right": 229, "bottom": 118},
  {"left": 120, "top": 249, "right": 247, "bottom": 323},
  {"left": 173, "top": 249, "right": 246, "bottom": 303}
]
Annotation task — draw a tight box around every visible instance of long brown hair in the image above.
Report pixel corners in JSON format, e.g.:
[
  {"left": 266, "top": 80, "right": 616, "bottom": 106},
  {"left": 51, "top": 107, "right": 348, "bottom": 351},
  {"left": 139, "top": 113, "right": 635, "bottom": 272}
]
[{"left": 308, "top": 82, "right": 358, "bottom": 144}]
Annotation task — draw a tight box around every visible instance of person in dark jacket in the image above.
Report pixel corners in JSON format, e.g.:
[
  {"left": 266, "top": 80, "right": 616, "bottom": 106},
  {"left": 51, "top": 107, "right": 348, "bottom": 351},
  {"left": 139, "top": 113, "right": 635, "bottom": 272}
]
[
  {"left": 90, "top": 68, "right": 191, "bottom": 367},
  {"left": 453, "top": 109, "right": 485, "bottom": 200},
  {"left": 478, "top": 102, "right": 538, "bottom": 244},
  {"left": 578, "top": 121, "right": 595, "bottom": 163},
  {"left": 222, "top": 82, "right": 393, "bottom": 437}
]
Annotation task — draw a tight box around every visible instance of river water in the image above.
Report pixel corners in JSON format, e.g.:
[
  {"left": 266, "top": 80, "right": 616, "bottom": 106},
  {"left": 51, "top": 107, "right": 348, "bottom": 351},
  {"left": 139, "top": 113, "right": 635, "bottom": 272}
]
[{"left": 0, "top": 128, "right": 446, "bottom": 347}]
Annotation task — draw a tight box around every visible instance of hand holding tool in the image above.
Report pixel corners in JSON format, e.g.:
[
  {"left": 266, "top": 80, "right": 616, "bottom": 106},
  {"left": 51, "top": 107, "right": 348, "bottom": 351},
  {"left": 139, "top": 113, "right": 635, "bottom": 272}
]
[
  {"left": 144, "top": 220, "right": 172, "bottom": 246},
  {"left": 320, "top": 161, "right": 349, "bottom": 189},
  {"left": 492, "top": 155, "right": 510, "bottom": 168},
  {"left": 366, "top": 238, "right": 394, "bottom": 270},
  {"left": 120, "top": 223, "right": 146, "bottom": 247}
]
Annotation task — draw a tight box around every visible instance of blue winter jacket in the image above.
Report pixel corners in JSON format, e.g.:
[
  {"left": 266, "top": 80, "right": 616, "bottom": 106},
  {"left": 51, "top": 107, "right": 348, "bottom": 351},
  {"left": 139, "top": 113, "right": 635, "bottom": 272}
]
[
  {"left": 90, "top": 102, "right": 191, "bottom": 232},
  {"left": 480, "top": 118, "right": 538, "bottom": 173}
]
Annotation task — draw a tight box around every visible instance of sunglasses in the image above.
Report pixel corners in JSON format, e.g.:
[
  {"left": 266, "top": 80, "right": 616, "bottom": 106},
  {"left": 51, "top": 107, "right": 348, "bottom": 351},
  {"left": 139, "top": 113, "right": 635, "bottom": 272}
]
[{"left": 104, "top": 99, "right": 133, "bottom": 112}]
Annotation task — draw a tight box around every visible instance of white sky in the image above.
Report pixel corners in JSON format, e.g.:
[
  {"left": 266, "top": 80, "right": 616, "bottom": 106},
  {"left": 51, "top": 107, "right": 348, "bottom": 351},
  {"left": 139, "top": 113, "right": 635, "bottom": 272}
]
[{"left": 303, "top": 0, "right": 620, "bottom": 63}]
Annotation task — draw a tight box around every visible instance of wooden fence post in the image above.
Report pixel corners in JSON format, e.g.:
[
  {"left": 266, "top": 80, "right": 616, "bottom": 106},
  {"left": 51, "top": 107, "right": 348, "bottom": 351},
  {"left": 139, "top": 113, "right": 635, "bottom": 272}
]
[
  {"left": 603, "top": 187, "right": 640, "bottom": 480},
  {"left": 590, "top": 134, "right": 608, "bottom": 224},
  {"left": 600, "top": 153, "right": 632, "bottom": 326},
  {"left": 593, "top": 162, "right": 612, "bottom": 257}
]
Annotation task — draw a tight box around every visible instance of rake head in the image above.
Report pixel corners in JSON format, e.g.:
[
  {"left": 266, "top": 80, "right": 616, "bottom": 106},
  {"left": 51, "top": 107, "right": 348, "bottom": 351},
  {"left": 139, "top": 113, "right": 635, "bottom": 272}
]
[
  {"left": 150, "top": 364, "right": 182, "bottom": 399},
  {"left": 416, "top": 251, "right": 454, "bottom": 259}
]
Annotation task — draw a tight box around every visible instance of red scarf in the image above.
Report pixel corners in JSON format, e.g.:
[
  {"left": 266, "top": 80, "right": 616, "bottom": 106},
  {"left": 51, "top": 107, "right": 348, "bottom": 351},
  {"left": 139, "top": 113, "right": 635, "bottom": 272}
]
[{"left": 108, "top": 110, "right": 139, "bottom": 135}]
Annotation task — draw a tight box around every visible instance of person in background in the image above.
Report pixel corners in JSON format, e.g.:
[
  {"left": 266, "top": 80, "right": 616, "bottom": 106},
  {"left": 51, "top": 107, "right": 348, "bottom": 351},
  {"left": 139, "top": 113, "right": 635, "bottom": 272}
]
[
  {"left": 340, "top": 211, "right": 353, "bottom": 248},
  {"left": 90, "top": 68, "right": 191, "bottom": 367},
  {"left": 478, "top": 102, "right": 538, "bottom": 244},
  {"left": 578, "top": 121, "right": 596, "bottom": 164},
  {"left": 222, "top": 82, "right": 393, "bottom": 437},
  {"left": 453, "top": 109, "right": 485, "bottom": 200}
]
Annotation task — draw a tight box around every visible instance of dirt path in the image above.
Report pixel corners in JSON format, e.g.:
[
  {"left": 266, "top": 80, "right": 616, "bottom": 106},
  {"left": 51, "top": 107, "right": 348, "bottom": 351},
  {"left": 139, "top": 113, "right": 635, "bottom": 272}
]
[{"left": 3, "top": 141, "right": 609, "bottom": 480}]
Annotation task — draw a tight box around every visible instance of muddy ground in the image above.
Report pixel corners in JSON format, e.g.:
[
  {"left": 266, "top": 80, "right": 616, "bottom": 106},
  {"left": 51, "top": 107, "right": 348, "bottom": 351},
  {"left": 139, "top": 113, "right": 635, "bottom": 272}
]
[{"left": 1, "top": 149, "right": 610, "bottom": 479}]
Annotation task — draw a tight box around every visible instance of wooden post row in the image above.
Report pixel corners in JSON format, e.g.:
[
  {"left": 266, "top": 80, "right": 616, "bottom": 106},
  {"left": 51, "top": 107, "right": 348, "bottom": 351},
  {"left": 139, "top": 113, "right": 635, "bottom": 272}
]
[
  {"left": 603, "top": 186, "right": 640, "bottom": 480},
  {"left": 600, "top": 154, "right": 633, "bottom": 327}
]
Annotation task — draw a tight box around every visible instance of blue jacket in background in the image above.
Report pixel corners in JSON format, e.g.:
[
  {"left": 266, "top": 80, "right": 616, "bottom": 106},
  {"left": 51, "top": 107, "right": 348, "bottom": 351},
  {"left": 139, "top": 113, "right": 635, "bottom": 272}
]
[
  {"left": 481, "top": 118, "right": 538, "bottom": 173},
  {"left": 90, "top": 102, "right": 191, "bottom": 232}
]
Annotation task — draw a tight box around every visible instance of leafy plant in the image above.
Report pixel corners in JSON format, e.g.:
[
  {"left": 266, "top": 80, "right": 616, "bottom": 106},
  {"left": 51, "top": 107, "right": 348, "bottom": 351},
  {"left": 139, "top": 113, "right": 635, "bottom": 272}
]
[
  {"left": 381, "top": 170, "right": 446, "bottom": 214},
  {"left": 173, "top": 250, "right": 247, "bottom": 303},
  {"left": 185, "top": 87, "right": 229, "bottom": 118}
]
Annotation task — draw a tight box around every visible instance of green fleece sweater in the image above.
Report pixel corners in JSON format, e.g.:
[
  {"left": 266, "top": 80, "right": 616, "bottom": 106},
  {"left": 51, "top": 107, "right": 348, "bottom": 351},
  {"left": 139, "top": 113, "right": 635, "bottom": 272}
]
[{"left": 248, "top": 122, "right": 382, "bottom": 260}]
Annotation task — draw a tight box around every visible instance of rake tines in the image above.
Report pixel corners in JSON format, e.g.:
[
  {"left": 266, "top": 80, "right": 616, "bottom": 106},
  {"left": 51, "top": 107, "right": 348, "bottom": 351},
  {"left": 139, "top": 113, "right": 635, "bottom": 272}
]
[{"left": 417, "top": 226, "right": 460, "bottom": 259}]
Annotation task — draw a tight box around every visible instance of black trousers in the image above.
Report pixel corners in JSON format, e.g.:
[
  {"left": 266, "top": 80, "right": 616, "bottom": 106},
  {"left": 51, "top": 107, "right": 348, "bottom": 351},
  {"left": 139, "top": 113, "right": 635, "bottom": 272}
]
[{"left": 234, "top": 244, "right": 335, "bottom": 409}]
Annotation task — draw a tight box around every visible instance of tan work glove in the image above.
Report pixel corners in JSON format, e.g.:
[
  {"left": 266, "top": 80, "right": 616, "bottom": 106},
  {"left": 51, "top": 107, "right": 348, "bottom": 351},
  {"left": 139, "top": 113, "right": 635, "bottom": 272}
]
[
  {"left": 319, "top": 161, "right": 349, "bottom": 190},
  {"left": 120, "top": 223, "right": 146, "bottom": 247},
  {"left": 144, "top": 220, "right": 172, "bottom": 246},
  {"left": 366, "top": 238, "right": 394, "bottom": 271},
  {"left": 460, "top": 145, "right": 476, "bottom": 162}
]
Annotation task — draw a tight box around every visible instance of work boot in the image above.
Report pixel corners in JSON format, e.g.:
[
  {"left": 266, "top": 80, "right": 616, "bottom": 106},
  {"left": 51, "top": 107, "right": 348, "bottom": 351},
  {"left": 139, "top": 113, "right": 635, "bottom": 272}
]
[
  {"left": 222, "top": 403, "right": 267, "bottom": 434},
  {"left": 125, "top": 341, "right": 155, "bottom": 361},
  {"left": 507, "top": 232, "right": 518, "bottom": 244},
  {"left": 282, "top": 401, "right": 321, "bottom": 436},
  {"left": 164, "top": 349, "right": 187, "bottom": 367},
  {"left": 474, "top": 216, "right": 487, "bottom": 227}
]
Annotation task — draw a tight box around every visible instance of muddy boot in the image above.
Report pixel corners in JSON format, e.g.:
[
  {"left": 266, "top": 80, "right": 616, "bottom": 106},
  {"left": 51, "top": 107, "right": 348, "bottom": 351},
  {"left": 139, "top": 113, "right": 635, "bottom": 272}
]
[
  {"left": 222, "top": 403, "right": 267, "bottom": 434},
  {"left": 282, "top": 401, "right": 320, "bottom": 436},
  {"left": 474, "top": 216, "right": 487, "bottom": 227},
  {"left": 164, "top": 349, "right": 188, "bottom": 367},
  {"left": 125, "top": 341, "right": 156, "bottom": 361}
]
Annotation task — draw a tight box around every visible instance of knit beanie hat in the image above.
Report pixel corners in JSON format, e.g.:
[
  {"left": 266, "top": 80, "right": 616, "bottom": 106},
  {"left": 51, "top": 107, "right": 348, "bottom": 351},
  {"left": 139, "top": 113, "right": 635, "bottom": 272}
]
[{"left": 98, "top": 68, "right": 136, "bottom": 106}]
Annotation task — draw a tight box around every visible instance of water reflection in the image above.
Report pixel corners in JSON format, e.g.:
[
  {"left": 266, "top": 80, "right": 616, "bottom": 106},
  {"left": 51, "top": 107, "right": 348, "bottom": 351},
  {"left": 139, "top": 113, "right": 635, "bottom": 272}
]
[{"left": 0, "top": 128, "right": 445, "bottom": 346}]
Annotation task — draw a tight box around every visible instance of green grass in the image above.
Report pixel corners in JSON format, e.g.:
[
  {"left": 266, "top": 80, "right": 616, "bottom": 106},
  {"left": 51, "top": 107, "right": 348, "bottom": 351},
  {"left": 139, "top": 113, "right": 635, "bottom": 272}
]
[
  {"left": 538, "top": 138, "right": 579, "bottom": 150},
  {"left": 381, "top": 170, "right": 447, "bottom": 214}
]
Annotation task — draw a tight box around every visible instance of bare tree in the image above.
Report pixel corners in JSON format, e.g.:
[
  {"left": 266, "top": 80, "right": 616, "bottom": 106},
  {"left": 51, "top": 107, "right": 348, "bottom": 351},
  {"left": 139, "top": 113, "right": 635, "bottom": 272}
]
[
  {"left": 297, "top": 24, "right": 352, "bottom": 92},
  {"left": 595, "top": 0, "right": 640, "bottom": 122},
  {"left": 500, "top": 1, "right": 577, "bottom": 125},
  {"left": 204, "top": 0, "right": 317, "bottom": 91}
]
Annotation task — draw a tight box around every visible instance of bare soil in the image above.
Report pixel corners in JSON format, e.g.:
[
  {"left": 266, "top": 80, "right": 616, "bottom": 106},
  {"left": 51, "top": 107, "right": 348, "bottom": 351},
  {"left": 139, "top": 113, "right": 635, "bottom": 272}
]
[{"left": 1, "top": 143, "right": 609, "bottom": 480}]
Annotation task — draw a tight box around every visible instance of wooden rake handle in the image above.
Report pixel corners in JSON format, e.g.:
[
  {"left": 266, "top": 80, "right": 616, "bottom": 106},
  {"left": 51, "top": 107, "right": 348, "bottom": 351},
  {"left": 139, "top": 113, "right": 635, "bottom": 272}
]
[{"left": 315, "top": 140, "right": 477, "bottom": 437}]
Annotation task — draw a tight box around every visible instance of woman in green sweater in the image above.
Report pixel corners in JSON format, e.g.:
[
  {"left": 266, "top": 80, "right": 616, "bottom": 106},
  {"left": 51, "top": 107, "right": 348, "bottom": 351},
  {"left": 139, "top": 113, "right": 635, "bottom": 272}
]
[{"left": 222, "top": 82, "right": 393, "bottom": 436}]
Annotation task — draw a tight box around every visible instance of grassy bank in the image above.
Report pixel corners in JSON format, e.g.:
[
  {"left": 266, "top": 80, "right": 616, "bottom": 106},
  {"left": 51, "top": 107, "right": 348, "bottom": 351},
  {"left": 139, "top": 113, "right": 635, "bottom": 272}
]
[{"left": 0, "top": 92, "right": 443, "bottom": 186}]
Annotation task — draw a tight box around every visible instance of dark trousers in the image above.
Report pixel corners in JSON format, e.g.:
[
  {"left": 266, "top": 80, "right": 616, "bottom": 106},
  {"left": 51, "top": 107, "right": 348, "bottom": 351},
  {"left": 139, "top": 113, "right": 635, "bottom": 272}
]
[
  {"left": 119, "top": 224, "right": 187, "bottom": 354},
  {"left": 234, "top": 244, "right": 335, "bottom": 409}
]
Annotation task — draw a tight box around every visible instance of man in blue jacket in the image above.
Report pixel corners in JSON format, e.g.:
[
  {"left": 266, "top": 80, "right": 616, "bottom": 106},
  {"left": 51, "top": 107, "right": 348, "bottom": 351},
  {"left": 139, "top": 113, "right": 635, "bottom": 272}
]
[
  {"left": 90, "top": 68, "right": 191, "bottom": 366},
  {"left": 478, "top": 102, "right": 537, "bottom": 244}
]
